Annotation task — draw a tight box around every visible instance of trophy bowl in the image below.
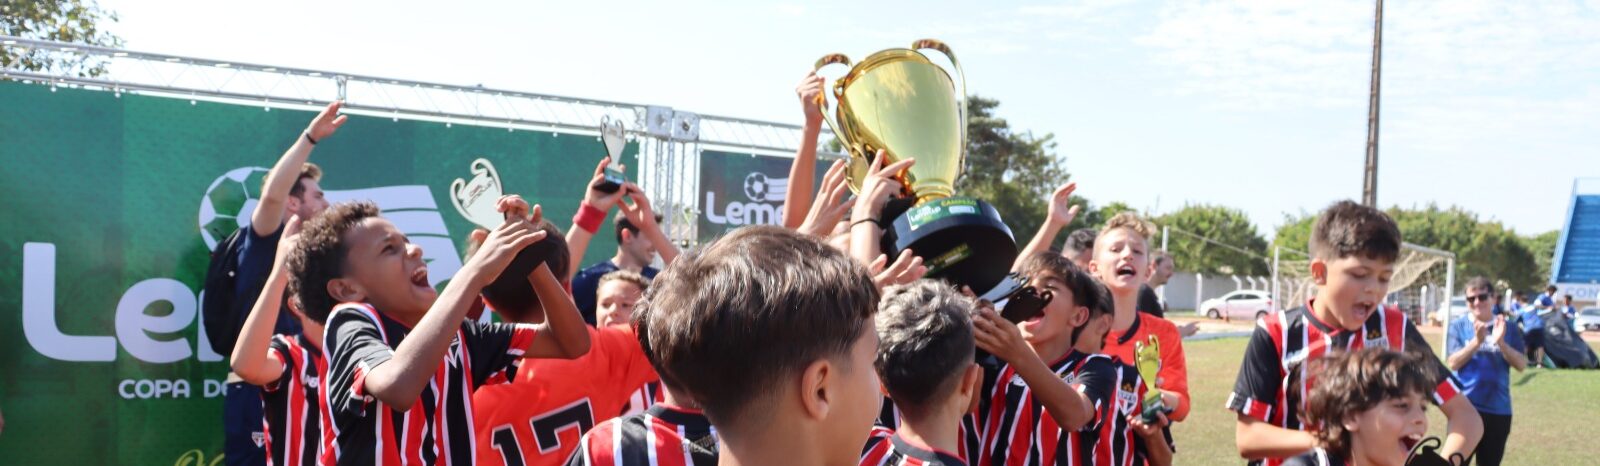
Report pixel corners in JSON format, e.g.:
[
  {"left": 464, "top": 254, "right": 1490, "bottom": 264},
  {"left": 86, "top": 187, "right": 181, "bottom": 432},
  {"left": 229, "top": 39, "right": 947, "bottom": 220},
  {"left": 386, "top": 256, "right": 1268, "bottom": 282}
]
[{"left": 816, "top": 40, "right": 1017, "bottom": 295}]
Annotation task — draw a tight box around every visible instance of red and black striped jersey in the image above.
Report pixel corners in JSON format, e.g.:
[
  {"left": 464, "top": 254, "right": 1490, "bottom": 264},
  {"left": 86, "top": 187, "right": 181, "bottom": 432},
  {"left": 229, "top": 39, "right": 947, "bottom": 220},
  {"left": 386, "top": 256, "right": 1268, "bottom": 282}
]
[
  {"left": 1225, "top": 303, "right": 1462, "bottom": 466},
  {"left": 319, "top": 303, "right": 539, "bottom": 466},
  {"left": 875, "top": 397, "right": 982, "bottom": 462},
  {"left": 860, "top": 427, "right": 968, "bottom": 466},
  {"left": 563, "top": 403, "right": 717, "bottom": 466},
  {"left": 1094, "top": 362, "right": 1157, "bottom": 466},
  {"left": 971, "top": 350, "right": 1119, "bottom": 466},
  {"left": 262, "top": 333, "right": 326, "bottom": 466}
]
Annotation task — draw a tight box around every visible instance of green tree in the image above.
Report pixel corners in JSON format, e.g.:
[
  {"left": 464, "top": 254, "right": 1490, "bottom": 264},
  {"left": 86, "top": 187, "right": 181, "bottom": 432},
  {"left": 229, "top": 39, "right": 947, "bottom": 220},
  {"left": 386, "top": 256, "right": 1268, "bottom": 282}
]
[
  {"left": 1155, "top": 204, "right": 1270, "bottom": 275},
  {"left": 1, "top": 0, "right": 122, "bottom": 77},
  {"left": 1270, "top": 212, "right": 1316, "bottom": 258},
  {"left": 954, "top": 95, "right": 1071, "bottom": 240},
  {"left": 1520, "top": 230, "right": 1560, "bottom": 284}
]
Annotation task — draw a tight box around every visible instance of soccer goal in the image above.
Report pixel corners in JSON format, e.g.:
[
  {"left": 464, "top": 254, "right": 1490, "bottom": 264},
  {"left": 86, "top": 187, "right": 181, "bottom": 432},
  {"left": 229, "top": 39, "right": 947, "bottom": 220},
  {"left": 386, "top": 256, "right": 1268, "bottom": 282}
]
[{"left": 1271, "top": 242, "right": 1457, "bottom": 330}]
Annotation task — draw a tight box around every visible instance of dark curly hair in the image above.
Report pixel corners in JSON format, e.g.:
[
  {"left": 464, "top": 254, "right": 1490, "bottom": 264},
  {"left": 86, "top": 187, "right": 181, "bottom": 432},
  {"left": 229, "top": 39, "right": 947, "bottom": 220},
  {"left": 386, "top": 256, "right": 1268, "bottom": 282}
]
[{"left": 287, "top": 201, "right": 382, "bottom": 323}]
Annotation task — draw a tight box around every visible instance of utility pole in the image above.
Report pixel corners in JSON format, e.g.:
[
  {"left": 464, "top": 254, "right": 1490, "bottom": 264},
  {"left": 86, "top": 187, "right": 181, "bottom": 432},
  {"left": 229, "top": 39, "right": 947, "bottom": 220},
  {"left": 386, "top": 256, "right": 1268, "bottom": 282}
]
[{"left": 1362, "top": 0, "right": 1384, "bottom": 207}]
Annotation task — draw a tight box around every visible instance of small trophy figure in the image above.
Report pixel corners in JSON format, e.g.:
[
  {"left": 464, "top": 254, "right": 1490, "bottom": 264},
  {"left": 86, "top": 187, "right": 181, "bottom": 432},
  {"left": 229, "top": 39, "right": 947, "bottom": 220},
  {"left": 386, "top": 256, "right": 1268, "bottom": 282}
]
[
  {"left": 449, "top": 158, "right": 505, "bottom": 230},
  {"left": 1134, "top": 334, "right": 1168, "bottom": 423}
]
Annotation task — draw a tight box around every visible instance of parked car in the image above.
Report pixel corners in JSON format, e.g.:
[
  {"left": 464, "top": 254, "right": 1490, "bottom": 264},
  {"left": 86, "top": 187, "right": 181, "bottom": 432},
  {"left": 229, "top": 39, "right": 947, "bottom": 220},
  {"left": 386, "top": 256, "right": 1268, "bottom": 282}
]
[
  {"left": 1200, "top": 290, "right": 1275, "bottom": 321},
  {"left": 1575, "top": 308, "right": 1600, "bottom": 332},
  {"left": 1434, "top": 297, "right": 1468, "bottom": 326}
]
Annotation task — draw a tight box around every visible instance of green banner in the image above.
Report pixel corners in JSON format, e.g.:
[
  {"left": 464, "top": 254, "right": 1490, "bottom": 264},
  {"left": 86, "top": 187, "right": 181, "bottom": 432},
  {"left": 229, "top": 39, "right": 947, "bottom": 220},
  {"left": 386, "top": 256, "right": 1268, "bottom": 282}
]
[
  {"left": 0, "top": 80, "right": 633, "bottom": 464},
  {"left": 696, "top": 150, "right": 833, "bottom": 242}
]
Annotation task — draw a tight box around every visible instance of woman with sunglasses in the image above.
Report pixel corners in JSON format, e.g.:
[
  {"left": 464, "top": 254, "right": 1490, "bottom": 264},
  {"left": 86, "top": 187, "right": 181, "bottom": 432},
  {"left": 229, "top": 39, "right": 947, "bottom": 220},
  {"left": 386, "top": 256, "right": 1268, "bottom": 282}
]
[{"left": 1444, "top": 276, "right": 1530, "bottom": 466}]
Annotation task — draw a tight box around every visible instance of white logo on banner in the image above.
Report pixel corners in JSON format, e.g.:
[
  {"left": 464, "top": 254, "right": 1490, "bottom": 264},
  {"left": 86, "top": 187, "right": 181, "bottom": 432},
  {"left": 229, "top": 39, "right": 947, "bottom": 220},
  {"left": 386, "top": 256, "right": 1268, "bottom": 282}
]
[
  {"left": 705, "top": 171, "right": 789, "bottom": 227},
  {"left": 22, "top": 167, "right": 461, "bottom": 365}
]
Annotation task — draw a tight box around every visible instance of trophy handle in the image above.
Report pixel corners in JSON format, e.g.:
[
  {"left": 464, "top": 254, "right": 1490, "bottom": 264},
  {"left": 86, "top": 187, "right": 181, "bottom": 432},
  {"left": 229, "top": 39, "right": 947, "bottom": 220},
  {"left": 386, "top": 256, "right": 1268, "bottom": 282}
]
[
  {"left": 812, "top": 53, "right": 852, "bottom": 151},
  {"left": 449, "top": 177, "right": 474, "bottom": 223},
  {"left": 912, "top": 39, "right": 967, "bottom": 167}
]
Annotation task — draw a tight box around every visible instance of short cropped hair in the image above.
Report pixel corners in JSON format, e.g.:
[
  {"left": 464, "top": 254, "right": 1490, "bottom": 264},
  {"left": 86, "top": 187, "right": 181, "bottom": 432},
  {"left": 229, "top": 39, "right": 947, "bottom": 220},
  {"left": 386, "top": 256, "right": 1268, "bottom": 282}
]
[
  {"left": 615, "top": 211, "right": 665, "bottom": 244},
  {"left": 1064, "top": 228, "right": 1098, "bottom": 255},
  {"left": 1309, "top": 200, "right": 1401, "bottom": 263},
  {"left": 1302, "top": 348, "right": 1436, "bottom": 458},
  {"left": 1464, "top": 276, "right": 1494, "bottom": 295},
  {"left": 639, "top": 226, "right": 879, "bottom": 426},
  {"left": 1152, "top": 251, "right": 1171, "bottom": 267},
  {"left": 1099, "top": 212, "right": 1154, "bottom": 242},
  {"left": 599, "top": 269, "right": 651, "bottom": 292},
  {"left": 875, "top": 280, "right": 976, "bottom": 417},
  {"left": 474, "top": 219, "right": 570, "bottom": 319},
  {"left": 261, "top": 162, "right": 322, "bottom": 199},
  {"left": 288, "top": 201, "right": 381, "bottom": 323}
]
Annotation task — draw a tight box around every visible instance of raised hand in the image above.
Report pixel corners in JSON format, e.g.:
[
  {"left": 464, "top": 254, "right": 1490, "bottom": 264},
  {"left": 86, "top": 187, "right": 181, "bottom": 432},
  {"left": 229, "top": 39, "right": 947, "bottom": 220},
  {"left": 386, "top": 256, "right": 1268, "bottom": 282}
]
[
  {"left": 467, "top": 215, "right": 547, "bottom": 288},
  {"left": 306, "top": 100, "right": 349, "bottom": 142},
  {"left": 972, "top": 307, "right": 1032, "bottom": 365},
  {"left": 869, "top": 249, "right": 926, "bottom": 289},
  {"left": 618, "top": 183, "right": 658, "bottom": 227},
  {"left": 797, "top": 71, "right": 826, "bottom": 126},
  {"left": 798, "top": 159, "right": 855, "bottom": 237},
  {"left": 852, "top": 149, "right": 914, "bottom": 223},
  {"left": 1047, "top": 182, "right": 1082, "bottom": 228},
  {"left": 583, "top": 157, "right": 630, "bottom": 213}
]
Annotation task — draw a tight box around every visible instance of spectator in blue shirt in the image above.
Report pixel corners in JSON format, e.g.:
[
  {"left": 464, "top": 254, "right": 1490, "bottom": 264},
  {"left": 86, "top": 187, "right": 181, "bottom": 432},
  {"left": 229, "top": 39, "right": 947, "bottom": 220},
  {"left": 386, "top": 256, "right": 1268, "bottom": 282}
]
[
  {"left": 1447, "top": 277, "right": 1530, "bottom": 466},
  {"left": 1514, "top": 291, "right": 1546, "bottom": 364},
  {"left": 1562, "top": 294, "right": 1578, "bottom": 331}
]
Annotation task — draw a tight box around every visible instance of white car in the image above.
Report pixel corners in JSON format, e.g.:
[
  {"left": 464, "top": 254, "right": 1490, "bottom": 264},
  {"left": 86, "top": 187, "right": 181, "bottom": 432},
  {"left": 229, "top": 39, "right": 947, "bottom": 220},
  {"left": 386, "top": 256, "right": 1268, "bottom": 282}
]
[
  {"left": 1575, "top": 308, "right": 1600, "bottom": 332},
  {"left": 1200, "top": 290, "right": 1275, "bottom": 321}
]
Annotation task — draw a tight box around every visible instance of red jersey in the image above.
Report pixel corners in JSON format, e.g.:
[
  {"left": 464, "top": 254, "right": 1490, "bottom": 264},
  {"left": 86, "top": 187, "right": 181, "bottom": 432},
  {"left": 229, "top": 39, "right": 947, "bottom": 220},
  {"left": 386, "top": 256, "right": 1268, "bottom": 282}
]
[
  {"left": 1226, "top": 303, "right": 1461, "bottom": 466},
  {"left": 1101, "top": 313, "right": 1190, "bottom": 422},
  {"left": 972, "top": 350, "right": 1118, "bottom": 466},
  {"left": 473, "top": 325, "right": 659, "bottom": 466},
  {"left": 860, "top": 427, "right": 968, "bottom": 466}
]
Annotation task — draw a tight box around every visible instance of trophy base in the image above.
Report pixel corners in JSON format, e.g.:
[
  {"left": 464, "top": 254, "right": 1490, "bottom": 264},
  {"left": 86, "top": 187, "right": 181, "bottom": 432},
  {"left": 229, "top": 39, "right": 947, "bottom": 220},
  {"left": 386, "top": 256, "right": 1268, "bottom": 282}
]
[{"left": 882, "top": 197, "right": 1017, "bottom": 295}]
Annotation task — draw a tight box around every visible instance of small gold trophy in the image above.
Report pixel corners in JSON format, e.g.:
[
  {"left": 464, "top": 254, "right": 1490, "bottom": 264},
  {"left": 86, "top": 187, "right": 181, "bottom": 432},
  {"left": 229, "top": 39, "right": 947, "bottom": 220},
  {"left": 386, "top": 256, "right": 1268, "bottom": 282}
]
[
  {"left": 814, "top": 39, "right": 1019, "bottom": 295},
  {"left": 1134, "top": 335, "right": 1168, "bottom": 423}
]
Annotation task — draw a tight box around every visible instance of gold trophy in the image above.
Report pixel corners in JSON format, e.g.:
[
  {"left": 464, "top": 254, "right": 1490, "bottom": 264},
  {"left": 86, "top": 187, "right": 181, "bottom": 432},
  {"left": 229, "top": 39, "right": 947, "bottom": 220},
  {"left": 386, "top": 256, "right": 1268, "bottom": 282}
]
[
  {"left": 1134, "top": 335, "right": 1169, "bottom": 423},
  {"left": 814, "top": 39, "right": 1018, "bottom": 294}
]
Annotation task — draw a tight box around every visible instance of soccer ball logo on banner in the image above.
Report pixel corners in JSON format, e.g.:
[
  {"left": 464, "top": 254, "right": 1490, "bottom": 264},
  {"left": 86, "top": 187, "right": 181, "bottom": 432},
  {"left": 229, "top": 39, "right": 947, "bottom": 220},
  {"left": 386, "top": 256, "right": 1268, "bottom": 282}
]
[{"left": 198, "top": 167, "right": 269, "bottom": 249}]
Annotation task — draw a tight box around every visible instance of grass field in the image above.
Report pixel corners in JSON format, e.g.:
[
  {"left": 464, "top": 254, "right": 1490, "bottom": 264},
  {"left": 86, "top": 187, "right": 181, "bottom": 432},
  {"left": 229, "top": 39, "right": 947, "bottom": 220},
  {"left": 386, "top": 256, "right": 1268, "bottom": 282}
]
[{"left": 1168, "top": 336, "right": 1600, "bottom": 465}]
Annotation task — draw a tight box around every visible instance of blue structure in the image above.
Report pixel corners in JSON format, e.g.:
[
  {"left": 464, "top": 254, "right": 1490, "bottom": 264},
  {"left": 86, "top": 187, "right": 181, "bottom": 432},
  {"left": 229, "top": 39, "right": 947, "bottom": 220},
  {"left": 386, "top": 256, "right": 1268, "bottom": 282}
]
[{"left": 1552, "top": 179, "right": 1600, "bottom": 303}]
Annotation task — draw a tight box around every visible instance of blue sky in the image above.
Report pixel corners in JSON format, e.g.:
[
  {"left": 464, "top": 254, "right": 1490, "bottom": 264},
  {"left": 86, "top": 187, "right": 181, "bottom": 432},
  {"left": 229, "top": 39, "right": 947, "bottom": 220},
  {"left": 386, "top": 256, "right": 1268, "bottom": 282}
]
[{"left": 97, "top": 0, "right": 1599, "bottom": 237}]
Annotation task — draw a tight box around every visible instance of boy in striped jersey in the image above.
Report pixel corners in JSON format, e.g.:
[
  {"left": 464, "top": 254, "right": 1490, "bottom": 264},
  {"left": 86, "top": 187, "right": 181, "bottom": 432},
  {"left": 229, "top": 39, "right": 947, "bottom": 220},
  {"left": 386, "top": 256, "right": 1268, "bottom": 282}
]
[
  {"left": 231, "top": 214, "right": 327, "bottom": 466},
  {"left": 291, "top": 198, "right": 592, "bottom": 466},
  {"left": 860, "top": 280, "right": 985, "bottom": 466},
  {"left": 1228, "top": 201, "right": 1482, "bottom": 465},
  {"left": 637, "top": 226, "right": 883, "bottom": 466},
  {"left": 563, "top": 282, "right": 716, "bottom": 466},
  {"left": 969, "top": 253, "right": 1167, "bottom": 466}
]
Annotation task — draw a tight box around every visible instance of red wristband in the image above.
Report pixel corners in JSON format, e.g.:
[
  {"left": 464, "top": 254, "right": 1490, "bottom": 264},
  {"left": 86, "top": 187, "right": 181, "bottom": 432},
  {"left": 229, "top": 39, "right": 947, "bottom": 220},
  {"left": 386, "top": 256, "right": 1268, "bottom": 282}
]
[{"left": 573, "top": 203, "right": 605, "bottom": 234}]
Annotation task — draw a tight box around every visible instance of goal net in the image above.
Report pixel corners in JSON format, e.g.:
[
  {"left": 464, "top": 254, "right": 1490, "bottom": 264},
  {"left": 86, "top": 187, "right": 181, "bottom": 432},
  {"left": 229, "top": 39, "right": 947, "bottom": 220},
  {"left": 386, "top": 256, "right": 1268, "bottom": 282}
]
[{"left": 1274, "top": 243, "right": 1455, "bottom": 325}]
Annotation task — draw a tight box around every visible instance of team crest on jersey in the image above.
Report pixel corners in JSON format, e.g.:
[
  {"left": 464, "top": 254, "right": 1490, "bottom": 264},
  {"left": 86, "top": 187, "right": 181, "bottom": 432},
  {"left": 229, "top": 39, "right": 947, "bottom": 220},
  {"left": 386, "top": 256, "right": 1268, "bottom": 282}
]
[
  {"left": 1117, "top": 382, "right": 1139, "bottom": 413},
  {"left": 305, "top": 375, "right": 320, "bottom": 390},
  {"left": 1010, "top": 374, "right": 1028, "bottom": 387},
  {"left": 1364, "top": 328, "right": 1389, "bottom": 349},
  {"left": 1061, "top": 372, "right": 1078, "bottom": 386},
  {"left": 252, "top": 432, "right": 265, "bottom": 447},
  {"left": 447, "top": 338, "right": 463, "bottom": 368}
]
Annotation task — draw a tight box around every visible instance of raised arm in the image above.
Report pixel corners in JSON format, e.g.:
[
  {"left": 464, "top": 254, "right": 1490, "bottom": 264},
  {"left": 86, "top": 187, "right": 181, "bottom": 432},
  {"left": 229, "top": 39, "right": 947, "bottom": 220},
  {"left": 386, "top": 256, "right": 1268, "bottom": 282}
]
[
  {"left": 363, "top": 199, "right": 545, "bottom": 409},
  {"left": 230, "top": 215, "right": 303, "bottom": 384},
  {"left": 1015, "top": 182, "right": 1079, "bottom": 271},
  {"left": 796, "top": 159, "right": 855, "bottom": 238},
  {"left": 782, "top": 71, "right": 826, "bottom": 229},
  {"left": 972, "top": 309, "right": 1098, "bottom": 429},
  {"left": 252, "top": 101, "right": 346, "bottom": 236},
  {"left": 849, "top": 151, "right": 913, "bottom": 266},
  {"left": 618, "top": 183, "right": 680, "bottom": 266},
  {"left": 564, "top": 157, "right": 630, "bottom": 280},
  {"left": 523, "top": 263, "right": 591, "bottom": 359}
]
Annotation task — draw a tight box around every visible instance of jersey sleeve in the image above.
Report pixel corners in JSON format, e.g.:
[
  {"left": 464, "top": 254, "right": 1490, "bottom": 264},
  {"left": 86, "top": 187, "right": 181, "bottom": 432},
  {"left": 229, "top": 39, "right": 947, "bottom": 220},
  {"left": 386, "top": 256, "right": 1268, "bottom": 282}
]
[
  {"left": 325, "top": 307, "right": 396, "bottom": 418},
  {"left": 1404, "top": 321, "right": 1463, "bottom": 405},
  {"left": 462, "top": 319, "right": 540, "bottom": 386},
  {"left": 1152, "top": 319, "right": 1191, "bottom": 421},
  {"left": 1502, "top": 319, "right": 1527, "bottom": 353},
  {"left": 1227, "top": 323, "right": 1281, "bottom": 422},
  {"left": 262, "top": 335, "right": 295, "bottom": 392},
  {"left": 1075, "top": 356, "right": 1119, "bottom": 432},
  {"left": 601, "top": 326, "right": 660, "bottom": 399}
]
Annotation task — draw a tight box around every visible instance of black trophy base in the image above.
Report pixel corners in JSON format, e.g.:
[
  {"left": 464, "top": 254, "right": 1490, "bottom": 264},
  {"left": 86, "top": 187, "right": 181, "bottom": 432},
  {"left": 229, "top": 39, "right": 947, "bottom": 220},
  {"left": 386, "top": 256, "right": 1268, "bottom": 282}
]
[{"left": 882, "top": 197, "right": 1017, "bottom": 295}]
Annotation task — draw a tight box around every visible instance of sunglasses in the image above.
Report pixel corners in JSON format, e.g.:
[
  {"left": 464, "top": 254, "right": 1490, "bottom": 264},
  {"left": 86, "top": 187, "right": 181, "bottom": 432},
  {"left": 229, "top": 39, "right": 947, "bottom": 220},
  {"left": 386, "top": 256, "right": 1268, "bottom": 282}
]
[{"left": 1466, "top": 293, "right": 1492, "bottom": 304}]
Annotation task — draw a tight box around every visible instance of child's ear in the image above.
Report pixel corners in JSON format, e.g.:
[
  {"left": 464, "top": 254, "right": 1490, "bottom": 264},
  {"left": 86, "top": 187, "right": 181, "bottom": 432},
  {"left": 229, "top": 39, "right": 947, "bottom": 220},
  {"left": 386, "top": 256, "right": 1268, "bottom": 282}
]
[
  {"left": 327, "top": 278, "right": 366, "bottom": 305},
  {"left": 961, "top": 363, "right": 983, "bottom": 413},
  {"left": 1310, "top": 258, "right": 1328, "bottom": 286},
  {"left": 1070, "top": 306, "right": 1090, "bottom": 328},
  {"left": 799, "top": 359, "right": 832, "bottom": 421}
]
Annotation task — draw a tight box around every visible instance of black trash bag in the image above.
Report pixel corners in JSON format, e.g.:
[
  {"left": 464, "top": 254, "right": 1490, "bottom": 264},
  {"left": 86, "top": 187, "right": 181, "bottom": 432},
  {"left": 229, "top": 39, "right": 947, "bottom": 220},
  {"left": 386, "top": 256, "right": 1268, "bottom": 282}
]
[{"left": 1539, "top": 313, "right": 1599, "bottom": 369}]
